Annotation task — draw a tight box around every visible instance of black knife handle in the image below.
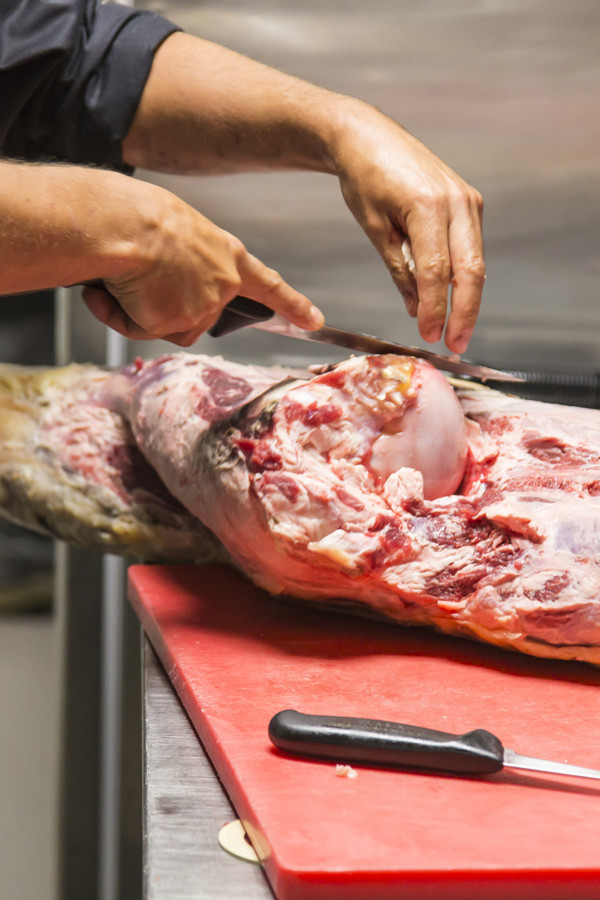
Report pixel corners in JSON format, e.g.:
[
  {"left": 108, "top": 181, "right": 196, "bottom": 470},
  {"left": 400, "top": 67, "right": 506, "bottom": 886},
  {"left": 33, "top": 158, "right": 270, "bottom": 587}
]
[
  {"left": 268, "top": 710, "right": 504, "bottom": 775},
  {"left": 76, "top": 286, "right": 273, "bottom": 339},
  {"left": 208, "top": 296, "right": 275, "bottom": 338}
]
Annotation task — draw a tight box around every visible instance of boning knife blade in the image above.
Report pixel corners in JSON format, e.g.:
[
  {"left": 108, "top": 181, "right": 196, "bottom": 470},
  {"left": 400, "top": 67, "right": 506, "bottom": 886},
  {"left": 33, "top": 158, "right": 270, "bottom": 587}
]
[{"left": 209, "top": 296, "right": 522, "bottom": 383}]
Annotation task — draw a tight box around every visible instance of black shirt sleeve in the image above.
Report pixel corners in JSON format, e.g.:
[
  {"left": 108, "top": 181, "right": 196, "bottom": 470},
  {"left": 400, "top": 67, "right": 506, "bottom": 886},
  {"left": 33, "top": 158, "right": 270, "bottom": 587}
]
[{"left": 0, "top": 0, "right": 181, "bottom": 172}]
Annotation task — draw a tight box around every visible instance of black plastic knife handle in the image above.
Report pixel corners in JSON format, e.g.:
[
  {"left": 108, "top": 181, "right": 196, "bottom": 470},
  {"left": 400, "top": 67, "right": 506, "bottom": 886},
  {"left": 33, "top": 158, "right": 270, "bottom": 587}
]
[
  {"left": 208, "top": 296, "right": 275, "bottom": 338},
  {"left": 268, "top": 710, "right": 505, "bottom": 775},
  {"left": 75, "top": 286, "right": 273, "bottom": 339}
]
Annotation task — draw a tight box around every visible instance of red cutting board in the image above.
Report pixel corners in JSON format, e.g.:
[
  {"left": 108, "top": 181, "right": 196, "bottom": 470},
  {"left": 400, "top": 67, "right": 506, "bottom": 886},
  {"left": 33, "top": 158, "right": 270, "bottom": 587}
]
[{"left": 128, "top": 564, "right": 600, "bottom": 900}]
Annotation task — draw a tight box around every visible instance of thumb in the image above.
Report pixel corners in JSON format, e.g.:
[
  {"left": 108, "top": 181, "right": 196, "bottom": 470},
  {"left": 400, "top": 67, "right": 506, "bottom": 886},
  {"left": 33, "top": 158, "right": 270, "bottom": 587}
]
[{"left": 238, "top": 253, "right": 324, "bottom": 330}]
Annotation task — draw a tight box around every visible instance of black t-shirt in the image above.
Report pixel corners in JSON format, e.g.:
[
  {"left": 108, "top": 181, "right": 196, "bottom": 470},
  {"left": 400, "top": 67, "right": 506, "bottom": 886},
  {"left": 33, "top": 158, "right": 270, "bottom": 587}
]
[{"left": 0, "top": 0, "right": 181, "bottom": 172}]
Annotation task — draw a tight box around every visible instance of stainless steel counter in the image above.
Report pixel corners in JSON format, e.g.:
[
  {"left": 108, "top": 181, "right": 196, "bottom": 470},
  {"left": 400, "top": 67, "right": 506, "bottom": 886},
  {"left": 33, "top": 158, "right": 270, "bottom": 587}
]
[{"left": 142, "top": 639, "right": 274, "bottom": 899}]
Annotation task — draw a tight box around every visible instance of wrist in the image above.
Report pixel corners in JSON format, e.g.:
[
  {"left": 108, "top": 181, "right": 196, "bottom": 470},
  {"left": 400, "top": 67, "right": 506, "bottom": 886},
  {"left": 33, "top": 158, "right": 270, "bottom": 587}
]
[
  {"left": 83, "top": 171, "right": 170, "bottom": 285},
  {"left": 325, "top": 95, "right": 394, "bottom": 173}
]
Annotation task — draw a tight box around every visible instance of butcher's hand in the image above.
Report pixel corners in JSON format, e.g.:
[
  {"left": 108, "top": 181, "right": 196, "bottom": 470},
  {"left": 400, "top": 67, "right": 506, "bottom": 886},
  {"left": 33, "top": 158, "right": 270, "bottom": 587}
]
[
  {"left": 81, "top": 182, "right": 324, "bottom": 345},
  {"left": 0, "top": 160, "right": 323, "bottom": 345},
  {"left": 332, "top": 103, "right": 485, "bottom": 354}
]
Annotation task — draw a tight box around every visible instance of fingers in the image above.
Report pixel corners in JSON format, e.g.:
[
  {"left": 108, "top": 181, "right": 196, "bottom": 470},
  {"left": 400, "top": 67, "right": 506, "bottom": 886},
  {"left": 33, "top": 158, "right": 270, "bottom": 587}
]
[
  {"left": 444, "top": 195, "right": 485, "bottom": 354},
  {"left": 377, "top": 228, "right": 419, "bottom": 316},
  {"left": 383, "top": 184, "right": 484, "bottom": 353},
  {"left": 81, "top": 286, "right": 154, "bottom": 340},
  {"left": 336, "top": 110, "right": 485, "bottom": 352},
  {"left": 83, "top": 249, "right": 324, "bottom": 347},
  {"left": 83, "top": 285, "right": 213, "bottom": 345},
  {"left": 403, "top": 205, "right": 453, "bottom": 345}
]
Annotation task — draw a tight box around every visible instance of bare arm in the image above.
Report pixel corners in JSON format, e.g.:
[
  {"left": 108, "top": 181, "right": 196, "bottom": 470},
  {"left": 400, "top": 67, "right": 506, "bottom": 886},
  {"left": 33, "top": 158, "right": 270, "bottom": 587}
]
[
  {"left": 0, "top": 159, "right": 322, "bottom": 344},
  {"left": 123, "top": 33, "right": 485, "bottom": 353}
]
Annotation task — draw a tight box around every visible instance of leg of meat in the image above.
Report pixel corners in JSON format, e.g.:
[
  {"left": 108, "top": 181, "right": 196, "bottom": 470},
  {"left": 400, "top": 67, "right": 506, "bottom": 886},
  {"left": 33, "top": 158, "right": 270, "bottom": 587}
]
[
  {"left": 0, "top": 352, "right": 599, "bottom": 665},
  {"left": 0, "top": 361, "right": 224, "bottom": 562},
  {"left": 112, "top": 353, "right": 468, "bottom": 584}
]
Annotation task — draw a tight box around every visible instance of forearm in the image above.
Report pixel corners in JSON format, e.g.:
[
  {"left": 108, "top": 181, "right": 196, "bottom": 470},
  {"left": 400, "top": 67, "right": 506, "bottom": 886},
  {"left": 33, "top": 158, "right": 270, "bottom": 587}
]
[
  {"left": 122, "top": 32, "right": 358, "bottom": 175},
  {"left": 0, "top": 160, "right": 158, "bottom": 294}
]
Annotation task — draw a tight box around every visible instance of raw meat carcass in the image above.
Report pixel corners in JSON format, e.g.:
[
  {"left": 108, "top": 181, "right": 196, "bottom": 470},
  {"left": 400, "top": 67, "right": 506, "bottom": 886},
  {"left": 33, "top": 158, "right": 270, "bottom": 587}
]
[
  {"left": 0, "top": 362, "right": 224, "bottom": 563},
  {"left": 1, "top": 351, "right": 599, "bottom": 666}
]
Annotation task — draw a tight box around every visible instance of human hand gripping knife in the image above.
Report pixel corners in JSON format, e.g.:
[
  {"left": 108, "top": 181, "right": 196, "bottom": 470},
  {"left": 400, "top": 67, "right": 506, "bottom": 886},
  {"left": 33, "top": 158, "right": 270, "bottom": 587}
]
[
  {"left": 209, "top": 296, "right": 522, "bottom": 383},
  {"left": 268, "top": 710, "right": 600, "bottom": 781}
]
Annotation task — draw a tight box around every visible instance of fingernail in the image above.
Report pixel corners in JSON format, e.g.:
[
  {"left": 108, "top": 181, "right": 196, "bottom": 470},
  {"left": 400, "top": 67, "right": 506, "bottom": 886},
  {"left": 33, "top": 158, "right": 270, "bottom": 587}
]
[
  {"left": 426, "top": 325, "right": 443, "bottom": 343},
  {"left": 308, "top": 306, "right": 325, "bottom": 329},
  {"left": 453, "top": 333, "right": 470, "bottom": 354}
]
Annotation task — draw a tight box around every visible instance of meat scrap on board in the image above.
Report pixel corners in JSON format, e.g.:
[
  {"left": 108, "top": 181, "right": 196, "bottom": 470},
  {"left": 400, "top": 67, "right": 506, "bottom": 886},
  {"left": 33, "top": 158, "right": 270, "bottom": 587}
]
[{"left": 0, "top": 351, "right": 599, "bottom": 666}]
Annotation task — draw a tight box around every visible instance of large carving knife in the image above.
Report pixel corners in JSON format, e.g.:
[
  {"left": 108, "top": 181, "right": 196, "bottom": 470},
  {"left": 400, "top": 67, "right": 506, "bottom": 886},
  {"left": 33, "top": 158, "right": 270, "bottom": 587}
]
[
  {"left": 269, "top": 710, "right": 600, "bottom": 781},
  {"left": 209, "top": 296, "right": 522, "bottom": 383}
]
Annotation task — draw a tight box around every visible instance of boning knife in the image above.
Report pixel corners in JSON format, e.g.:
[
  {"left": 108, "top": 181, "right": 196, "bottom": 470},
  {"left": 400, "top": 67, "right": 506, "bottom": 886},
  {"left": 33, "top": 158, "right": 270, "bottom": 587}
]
[
  {"left": 268, "top": 710, "right": 600, "bottom": 781},
  {"left": 209, "top": 296, "right": 522, "bottom": 383}
]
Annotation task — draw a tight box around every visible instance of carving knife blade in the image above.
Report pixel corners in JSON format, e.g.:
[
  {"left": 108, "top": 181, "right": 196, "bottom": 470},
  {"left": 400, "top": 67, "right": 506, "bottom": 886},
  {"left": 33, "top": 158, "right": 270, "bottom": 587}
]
[
  {"left": 268, "top": 710, "right": 600, "bottom": 781},
  {"left": 209, "top": 296, "right": 522, "bottom": 383}
]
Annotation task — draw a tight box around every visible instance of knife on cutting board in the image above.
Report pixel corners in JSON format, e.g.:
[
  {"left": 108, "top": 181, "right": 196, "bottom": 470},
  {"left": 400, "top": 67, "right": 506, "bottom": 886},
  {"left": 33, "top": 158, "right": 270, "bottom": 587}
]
[
  {"left": 209, "top": 296, "right": 522, "bottom": 383},
  {"left": 268, "top": 710, "right": 600, "bottom": 781}
]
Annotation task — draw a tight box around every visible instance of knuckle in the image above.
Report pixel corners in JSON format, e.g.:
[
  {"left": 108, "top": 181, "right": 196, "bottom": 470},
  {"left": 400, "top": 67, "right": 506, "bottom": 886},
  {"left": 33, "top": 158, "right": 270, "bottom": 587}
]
[
  {"left": 134, "top": 316, "right": 162, "bottom": 337},
  {"left": 228, "top": 235, "right": 247, "bottom": 260},
  {"left": 468, "top": 185, "right": 484, "bottom": 213},
  {"left": 460, "top": 185, "right": 484, "bottom": 218},
  {"left": 262, "top": 268, "right": 285, "bottom": 295},
  {"left": 168, "top": 312, "right": 194, "bottom": 334},
  {"left": 416, "top": 183, "right": 447, "bottom": 212},
  {"left": 447, "top": 181, "right": 484, "bottom": 215},
  {"left": 222, "top": 273, "right": 243, "bottom": 298},
  {"left": 419, "top": 255, "right": 452, "bottom": 285},
  {"left": 386, "top": 256, "right": 412, "bottom": 288},
  {"left": 363, "top": 212, "right": 386, "bottom": 239},
  {"left": 459, "top": 256, "right": 486, "bottom": 285},
  {"left": 425, "top": 298, "right": 448, "bottom": 321},
  {"left": 162, "top": 305, "right": 203, "bottom": 337}
]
